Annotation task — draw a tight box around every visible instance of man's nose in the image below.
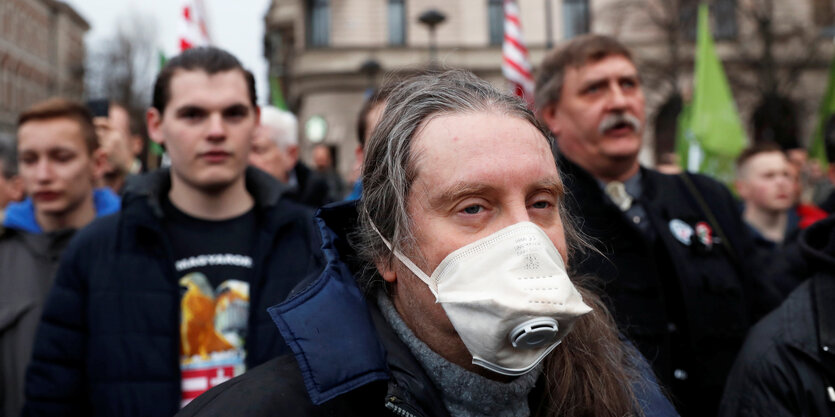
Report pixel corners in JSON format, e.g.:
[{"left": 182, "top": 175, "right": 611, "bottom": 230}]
[
  {"left": 608, "top": 84, "right": 629, "bottom": 110},
  {"left": 505, "top": 202, "right": 534, "bottom": 226},
  {"left": 206, "top": 113, "right": 226, "bottom": 142},
  {"left": 34, "top": 159, "right": 54, "bottom": 182}
]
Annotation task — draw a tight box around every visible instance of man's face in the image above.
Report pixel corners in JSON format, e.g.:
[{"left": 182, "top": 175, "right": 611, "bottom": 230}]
[
  {"left": 312, "top": 146, "right": 331, "bottom": 171},
  {"left": 737, "top": 152, "right": 794, "bottom": 213},
  {"left": 249, "top": 126, "right": 293, "bottom": 183},
  {"left": 542, "top": 55, "right": 645, "bottom": 179},
  {"left": 382, "top": 111, "right": 567, "bottom": 372},
  {"left": 17, "top": 118, "right": 100, "bottom": 220},
  {"left": 148, "top": 69, "right": 259, "bottom": 193}
]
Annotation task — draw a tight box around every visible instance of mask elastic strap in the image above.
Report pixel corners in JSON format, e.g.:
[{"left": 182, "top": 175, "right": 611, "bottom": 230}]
[{"left": 370, "top": 222, "right": 439, "bottom": 297}]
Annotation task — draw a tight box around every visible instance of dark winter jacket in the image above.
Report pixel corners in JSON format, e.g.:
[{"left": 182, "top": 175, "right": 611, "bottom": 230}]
[
  {"left": 22, "top": 168, "right": 324, "bottom": 417},
  {"left": 558, "top": 156, "right": 779, "bottom": 417},
  {"left": 718, "top": 215, "right": 835, "bottom": 417},
  {"left": 0, "top": 188, "right": 120, "bottom": 417},
  {"left": 176, "top": 202, "right": 679, "bottom": 417}
]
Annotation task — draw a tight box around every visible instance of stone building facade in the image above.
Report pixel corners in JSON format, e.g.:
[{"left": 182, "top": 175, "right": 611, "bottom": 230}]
[
  {"left": 0, "top": 0, "right": 89, "bottom": 141},
  {"left": 264, "top": 0, "right": 835, "bottom": 178}
]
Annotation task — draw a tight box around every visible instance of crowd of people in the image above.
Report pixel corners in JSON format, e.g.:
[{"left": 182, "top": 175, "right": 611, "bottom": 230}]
[{"left": 0, "top": 33, "right": 834, "bottom": 417}]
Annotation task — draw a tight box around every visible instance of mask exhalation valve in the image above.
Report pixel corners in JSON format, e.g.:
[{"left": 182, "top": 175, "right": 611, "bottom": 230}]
[{"left": 509, "top": 318, "right": 560, "bottom": 349}]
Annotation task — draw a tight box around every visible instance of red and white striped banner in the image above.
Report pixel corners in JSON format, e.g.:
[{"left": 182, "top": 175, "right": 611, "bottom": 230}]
[
  {"left": 502, "top": 0, "right": 534, "bottom": 107},
  {"left": 178, "top": 0, "right": 212, "bottom": 52}
]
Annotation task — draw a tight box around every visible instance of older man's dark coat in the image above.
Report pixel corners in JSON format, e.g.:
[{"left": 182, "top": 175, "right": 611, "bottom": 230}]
[{"left": 558, "top": 156, "right": 779, "bottom": 417}]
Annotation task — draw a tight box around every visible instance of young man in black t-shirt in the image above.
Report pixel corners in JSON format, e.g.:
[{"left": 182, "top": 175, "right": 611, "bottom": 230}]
[{"left": 24, "top": 47, "right": 323, "bottom": 416}]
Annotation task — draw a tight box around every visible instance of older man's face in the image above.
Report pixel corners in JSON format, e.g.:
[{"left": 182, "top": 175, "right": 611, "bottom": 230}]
[
  {"left": 381, "top": 111, "right": 567, "bottom": 376},
  {"left": 249, "top": 126, "right": 293, "bottom": 183},
  {"left": 542, "top": 55, "right": 645, "bottom": 179}
]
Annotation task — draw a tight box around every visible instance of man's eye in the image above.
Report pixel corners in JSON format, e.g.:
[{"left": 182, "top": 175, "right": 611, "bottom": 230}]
[
  {"left": 181, "top": 109, "right": 205, "bottom": 119},
  {"left": 224, "top": 106, "right": 249, "bottom": 119},
  {"left": 53, "top": 152, "right": 75, "bottom": 162},
  {"left": 531, "top": 201, "right": 551, "bottom": 209},
  {"left": 462, "top": 205, "right": 483, "bottom": 215}
]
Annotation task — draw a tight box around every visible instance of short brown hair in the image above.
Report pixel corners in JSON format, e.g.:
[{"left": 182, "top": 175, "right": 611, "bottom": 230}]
[
  {"left": 17, "top": 98, "right": 99, "bottom": 154},
  {"left": 153, "top": 47, "right": 256, "bottom": 114},
  {"left": 535, "top": 34, "right": 634, "bottom": 116},
  {"left": 736, "top": 141, "right": 785, "bottom": 172}
]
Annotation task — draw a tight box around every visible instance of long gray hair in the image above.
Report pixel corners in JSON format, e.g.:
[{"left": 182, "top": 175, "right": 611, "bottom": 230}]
[{"left": 353, "top": 69, "right": 644, "bottom": 417}]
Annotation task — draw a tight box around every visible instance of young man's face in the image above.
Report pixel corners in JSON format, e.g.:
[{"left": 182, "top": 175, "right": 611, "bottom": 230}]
[
  {"left": 148, "top": 69, "right": 259, "bottom": 194},
  {"left": 17, "top": 118, "right": 100, "bottom": 220},
  {"left": 542, "top": 55, "right": 645, "bottom": 178},
  {"left": 737, "top": 151, "right": 794, "bottom": 213}
]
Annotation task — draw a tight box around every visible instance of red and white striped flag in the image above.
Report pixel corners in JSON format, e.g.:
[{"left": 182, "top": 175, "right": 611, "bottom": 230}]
[
  {"left": 502, "top": 0, "right": 534, "bottom": 107},
  {"left": 178, "top": 0, "right": 212, "bottom": 52}
]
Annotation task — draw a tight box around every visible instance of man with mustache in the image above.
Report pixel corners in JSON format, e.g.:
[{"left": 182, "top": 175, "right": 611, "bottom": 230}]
[
  {"left": 536, "top": 34, "right": 773, "bottom": 416},
  {"left": 24, "top": 47, "right": 323, "bottom": 416}
]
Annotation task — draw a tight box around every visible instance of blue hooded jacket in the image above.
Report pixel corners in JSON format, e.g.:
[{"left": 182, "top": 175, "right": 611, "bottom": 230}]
[{"left": 3, "top": 188, "right": 121, "bottom": 233}]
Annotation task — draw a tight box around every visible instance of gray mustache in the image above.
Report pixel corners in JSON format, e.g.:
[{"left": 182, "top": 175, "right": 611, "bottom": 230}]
[{"left": 598, "top": 113, "right": 641, "bottom": 134}]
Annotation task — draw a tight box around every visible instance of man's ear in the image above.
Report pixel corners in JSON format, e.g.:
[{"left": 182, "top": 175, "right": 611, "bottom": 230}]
[
  {"left": 828, "top": 163, "right": 835, "bottom": 185},
  {"left": 286, "top": 145, "right": 299, "bottom": 165},
  {"left": 540, "top": 104, "right": 562, "bottom": 137},
  {"left": 376, "top": 259, "right": 397, "bottom": 284},
  {"left": 129, "top": 134, "right": 144, "bottom": 157},
  {"left": 91, "top": 147, "right": 109, "bottom": 181},
  {"left": 8, "top": 175, "right": 24, "bottom": 202},
  {"left": 146, "top": 108, "right": 164, "bottom": 146},
  {"left": 735, "top": 179, "right": 749, "bottom": 200}
]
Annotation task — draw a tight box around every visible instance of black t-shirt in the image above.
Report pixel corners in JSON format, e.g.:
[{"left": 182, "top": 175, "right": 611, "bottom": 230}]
[{"left": 161, "top": 197, "right": 256, "bottom": 408}]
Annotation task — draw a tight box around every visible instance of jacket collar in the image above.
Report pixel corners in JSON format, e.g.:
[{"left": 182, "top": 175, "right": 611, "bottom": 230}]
[
  {"left": 267, "top": 201, "right": 450, "bottom": 415},
  {"left": 2, "top": 188, "right": 121, "bottom": 234},
  {"left": 122, "top": 166, "right": 290, "bottom": 219},
  {"left": 267, "top": 201, "right": 389, "bottom": 405}
]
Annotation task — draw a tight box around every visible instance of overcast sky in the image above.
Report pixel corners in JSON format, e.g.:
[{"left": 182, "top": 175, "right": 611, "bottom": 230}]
[{"left": 64, "top": 0, "right": 271, "bottom": 104}]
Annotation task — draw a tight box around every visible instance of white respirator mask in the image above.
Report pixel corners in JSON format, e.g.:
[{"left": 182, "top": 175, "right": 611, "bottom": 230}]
[{"left": 376, "top": 221, "right": 592, "bottom": 376}]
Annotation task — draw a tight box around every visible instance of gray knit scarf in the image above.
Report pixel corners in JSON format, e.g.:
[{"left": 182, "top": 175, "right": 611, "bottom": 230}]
[{"left": 376, "top": 291, "right": 541, "bottom": 417}]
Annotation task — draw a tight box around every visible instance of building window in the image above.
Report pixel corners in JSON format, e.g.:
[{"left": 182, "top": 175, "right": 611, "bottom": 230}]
[
  {"left": 306, "top": 0, "right": 330, "bottom": 47},
  {"left": 488, "top": 0, "right": 503, "bottom": 46},
  {"left": 563, "top": 0, "right": 590, "bottom": 39},
  {"left": 388, "top": 0, "right": 406, "bottom": 45},
  {"left": 681, "top": 0, "right": 737, "bottom": 41}
]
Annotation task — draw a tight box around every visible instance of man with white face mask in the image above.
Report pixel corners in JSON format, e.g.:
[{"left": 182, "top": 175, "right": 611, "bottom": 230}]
[{"left": 178, "top": 70, "right": 677, "bottom": 417}]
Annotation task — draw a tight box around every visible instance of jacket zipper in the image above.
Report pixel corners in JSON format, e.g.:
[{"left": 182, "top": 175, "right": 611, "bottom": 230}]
[{"left": 384, "top": 396, "right": 420, "bottom": 417}]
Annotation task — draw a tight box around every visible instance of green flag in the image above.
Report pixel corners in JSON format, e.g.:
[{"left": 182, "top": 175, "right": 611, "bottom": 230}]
[
  {"left": 676, "top": 3, "right": 747, "bottom": 185},
  {"left": 809, "top": 54, "right": 835, "bottom": 167},
  {"left": 158, "top": 50, "right": 168, "bottom": 71},
  {"left": 270, "top": 76, "right": 288, "bottom": 110}
]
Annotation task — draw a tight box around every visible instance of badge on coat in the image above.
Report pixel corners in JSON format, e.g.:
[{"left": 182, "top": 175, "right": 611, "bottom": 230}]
[
  {"left": 669, "top": 219, "right": 693, "bottom": 246},
  {"left": 694, "top": 221, "right": 714, "bottom": 249}
]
